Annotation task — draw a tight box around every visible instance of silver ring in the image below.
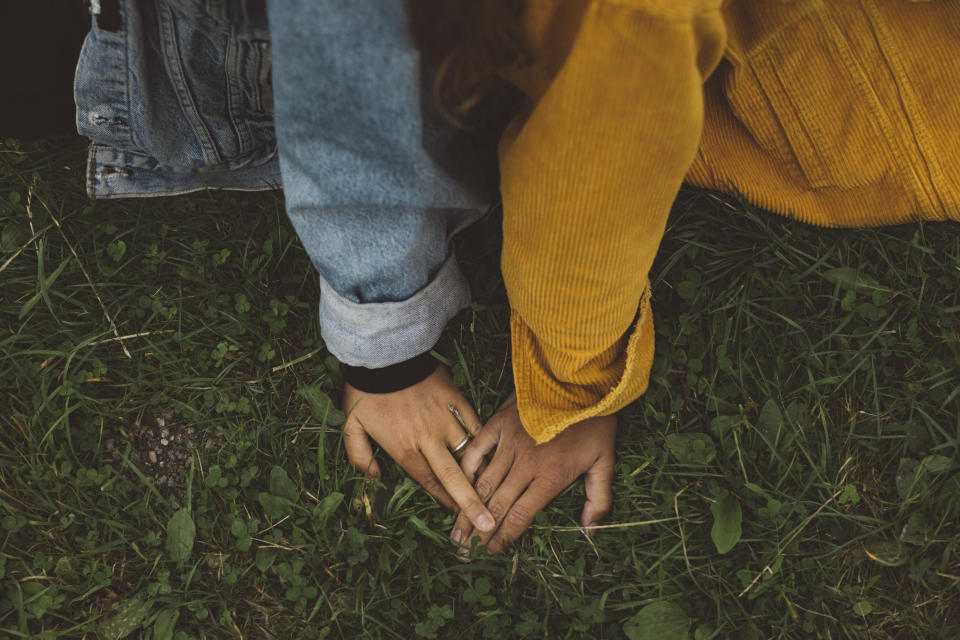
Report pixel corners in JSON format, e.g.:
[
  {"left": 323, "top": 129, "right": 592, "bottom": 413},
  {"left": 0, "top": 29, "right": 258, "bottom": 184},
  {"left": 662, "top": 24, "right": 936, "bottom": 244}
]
[{"left": 452, "top": 435, "right": 471, "bottom": 454}]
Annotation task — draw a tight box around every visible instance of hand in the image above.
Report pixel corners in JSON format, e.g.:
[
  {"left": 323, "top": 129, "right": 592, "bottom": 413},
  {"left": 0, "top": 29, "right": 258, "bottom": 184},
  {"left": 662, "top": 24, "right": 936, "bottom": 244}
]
[
  {"left": 450, "top": 393, "right": 616, "bottom": 555},
  {"left": 342, "top": 365, "right": 497, "bottom": 534}
]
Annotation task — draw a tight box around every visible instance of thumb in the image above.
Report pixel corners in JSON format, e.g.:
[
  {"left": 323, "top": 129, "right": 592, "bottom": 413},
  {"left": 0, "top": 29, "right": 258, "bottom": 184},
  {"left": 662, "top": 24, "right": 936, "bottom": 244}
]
[
  {"left": 580, "top": 456, "right": 614, "bottom": 530},
  {"left": 343, "top": 418, "right": 381, "bottom": 480}
]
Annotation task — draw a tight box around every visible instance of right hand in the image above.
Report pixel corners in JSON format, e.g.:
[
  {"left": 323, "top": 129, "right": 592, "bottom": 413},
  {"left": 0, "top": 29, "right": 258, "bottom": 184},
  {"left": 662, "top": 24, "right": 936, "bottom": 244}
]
[{"left": 341, "top": 365, "right": 497, "bottom": 535}]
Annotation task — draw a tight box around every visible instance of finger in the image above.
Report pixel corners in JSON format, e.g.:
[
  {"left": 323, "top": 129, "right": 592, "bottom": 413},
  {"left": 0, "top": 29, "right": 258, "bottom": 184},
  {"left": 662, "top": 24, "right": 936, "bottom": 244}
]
[
  {"left": 449, "top": 425, "right": 517, "bottom": 548},
  {"left": 457, "top": 460, "right": 535, "bottom": 556},
  {"left": 581, "top": 456, "right": 614, "bottom": 530},
  {"left": 448, "top": 444, "right": 499, "bottom": 552},
  {"left": 446, "top": 403, "right": 482, "bottom": 460},
  {"left": 450, "top": 456, "right": 501, "bottom": 553},
  {"left": 473, "top": 432, "right": 521, "bottom": 504},
  {"left": 450, "top": 509, "right": 472, "bottom": 552},
  {"left": 422, "top": 441, "right": 496, "bottom": 532},
  {"left": 459, "top": 419, "right": 501, "bottom": 483},
  {"left": 487, "top": 476, "right": 559, "bottom": 554},
  {"left": 342, "top": 418, "right": 381, "bottom": 480},
  {"left": 397, "top": 451, "right": 455, "bottom": 509}
]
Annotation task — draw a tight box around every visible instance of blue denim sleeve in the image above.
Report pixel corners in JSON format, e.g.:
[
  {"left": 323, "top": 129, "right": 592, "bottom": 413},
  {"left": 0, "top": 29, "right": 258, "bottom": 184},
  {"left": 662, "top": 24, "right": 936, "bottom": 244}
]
[{"left": 266, "top": 0, "right": 493, "bottom": 368}]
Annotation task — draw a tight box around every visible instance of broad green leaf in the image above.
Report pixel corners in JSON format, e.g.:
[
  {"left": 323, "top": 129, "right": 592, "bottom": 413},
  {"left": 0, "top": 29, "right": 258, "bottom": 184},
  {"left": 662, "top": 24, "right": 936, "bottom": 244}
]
[
  {"left": 165, "top": 509, "right": 195, "bottom": 563},
  {"left": 895, "top": 458, "right": 927, "bottom": 501},
  {"left": 107, "top": 239, "right": 126, "bottom": 261},
  {"left": 236, "top": 533, "right": 252, "bottom": 551},
  {"left": 823, "top": 267, "right": 885, "bottom": 292},
  {"left": 709, "top": 415, "right": 738, "bottom": 439},
  {"left": 623, "top": 601, "right": 692, "bottom": 640},
  {"left": 258, "top": 491, "right": 292, "bottom": 519},
  {"left": 153, "top": 608, "right": 179, "bottom": 640},
  {"left": 694, "top": 623, "right": 718, "bottom": 640},
  {"left": 756, "top": 400, "right": 783, "bottom": 440},
  {"left": 229, "top": 516, "right": 246, "bottom": 538},
  {"left": 666, "top": 433, "right": 716, "bottom": 465},
  {"left": 255, "top": 548, "right": 277, "bottom": 572},
  {"left": 313, "top": 492, "right": 344, "bottom": 526},
  {"left": 99, "top": 598, "right": 152, "bottom": 639},
  {"left": 900, "top": 512, "right": 927, "bottom": 545},
  {"left": 921, "top": 455, "right": 953, "bottom": 474},
  {"left": 853, "top": 600, "right": 875, "bottom": 616},
  {"left": 269, "top": 465, "right": 298, "bottom": 502},
  {"left": 710, "top": 492, "right": 742, "bottom": 554},
  {"left": 298, "top": 385, "right": 346, "bottom": 426},
  {"left": 55, "top": 556, "right": 78, "bottom": 581},
  {"left": 839, "top": 484, "right": 860, "bottom": 505}
]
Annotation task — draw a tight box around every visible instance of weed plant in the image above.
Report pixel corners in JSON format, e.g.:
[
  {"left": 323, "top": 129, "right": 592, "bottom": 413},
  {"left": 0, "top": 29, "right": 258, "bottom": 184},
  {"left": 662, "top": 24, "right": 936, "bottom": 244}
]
[{"left": 1, "top": 138, "right": 958, "bottom": 638}]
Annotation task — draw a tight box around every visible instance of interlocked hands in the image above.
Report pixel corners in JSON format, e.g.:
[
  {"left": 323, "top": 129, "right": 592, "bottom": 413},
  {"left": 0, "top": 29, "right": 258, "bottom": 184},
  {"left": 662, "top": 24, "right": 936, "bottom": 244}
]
[{"left": 343, "top": 367, "right": 616, "bottom": 555}]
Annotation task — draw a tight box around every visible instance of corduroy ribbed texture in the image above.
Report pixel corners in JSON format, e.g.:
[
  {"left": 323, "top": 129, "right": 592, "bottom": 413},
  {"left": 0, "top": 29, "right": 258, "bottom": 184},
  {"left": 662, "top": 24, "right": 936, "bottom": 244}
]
[
  {"left": 499, "top": 0, "right": 960, "bottom": 443},
  {"left": 499, "top": 0, "right": 726, "bottom": 442}
]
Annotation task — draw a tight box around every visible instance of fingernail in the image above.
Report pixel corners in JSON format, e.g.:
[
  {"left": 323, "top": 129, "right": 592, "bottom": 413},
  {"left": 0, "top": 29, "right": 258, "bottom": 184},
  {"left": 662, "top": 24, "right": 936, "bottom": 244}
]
[
  {"left": 452, "top": 529, "right": 462, "bottom": 544},
  {"left": 477, "top": 514, "right": 495, "bottom": 531}
]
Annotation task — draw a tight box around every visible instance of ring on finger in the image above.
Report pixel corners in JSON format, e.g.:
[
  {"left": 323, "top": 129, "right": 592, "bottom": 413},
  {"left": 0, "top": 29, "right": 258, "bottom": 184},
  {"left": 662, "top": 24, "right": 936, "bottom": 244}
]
[{"left": 452, "top": 435, "right": 471, "bottom": 454}]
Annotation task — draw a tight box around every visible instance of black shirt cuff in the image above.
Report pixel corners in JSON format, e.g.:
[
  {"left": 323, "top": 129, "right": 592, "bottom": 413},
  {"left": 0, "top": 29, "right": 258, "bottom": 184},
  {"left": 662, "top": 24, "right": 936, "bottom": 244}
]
[{"left": 342, "top": 352, "right": 441, "bottom": 394}]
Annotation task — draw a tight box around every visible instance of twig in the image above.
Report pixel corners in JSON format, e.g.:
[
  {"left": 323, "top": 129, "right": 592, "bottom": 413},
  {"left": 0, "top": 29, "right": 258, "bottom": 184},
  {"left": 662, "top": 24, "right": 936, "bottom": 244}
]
[
  {"left": 25, "top": 175, "right": 38, "bottom": 238},
  {"left": 85, "top": 330, "right": 175, "bottom": 346},
  {"left": 272, "top": 346, "right": 324, "bottom": 373},
  {"left": 537, "top": 516, "right": 678, "bottom": 532},
  {"left": 536, "top": 567, "right": 562, "bottom": 607},
  {"left": 36, "top": 193, "right": 131, "bottom": 358}
]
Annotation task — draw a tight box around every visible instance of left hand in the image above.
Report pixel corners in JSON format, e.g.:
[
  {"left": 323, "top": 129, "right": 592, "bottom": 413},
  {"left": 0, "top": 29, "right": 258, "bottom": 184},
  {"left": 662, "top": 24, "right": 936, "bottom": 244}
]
[{"left": 449, "top": 393, "right": 617, "bottom": 555}]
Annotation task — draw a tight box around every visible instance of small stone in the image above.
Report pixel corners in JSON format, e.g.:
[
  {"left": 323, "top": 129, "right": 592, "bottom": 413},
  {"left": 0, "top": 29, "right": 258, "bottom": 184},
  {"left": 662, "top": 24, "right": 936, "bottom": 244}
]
[
  {"left": 205, "top": 439, "right": 214, "bottom": 449},
  {"left": 157, "top": 417, "right": 166, "bottom": 428},
  {"left": 160, "top": 438, "right": 169, "bottom": 446},
  {"left": 161, "top": 428, "right": 170, "bottom": 439},
  {"left": 148, "top": 451, "right": 158, "bottom": 464},
  {"left": 106, "top": 438, "right": 114, "bottom": 450},
  {"left": 186, "top": 427, "right": 195, "bottom": 435}
]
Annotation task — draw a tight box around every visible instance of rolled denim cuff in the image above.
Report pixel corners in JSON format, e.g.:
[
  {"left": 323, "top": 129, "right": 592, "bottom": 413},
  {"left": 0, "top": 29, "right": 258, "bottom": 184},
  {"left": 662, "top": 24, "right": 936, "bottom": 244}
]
[{"left": 318, "top": 254, "right": 470, "bottom": 368}]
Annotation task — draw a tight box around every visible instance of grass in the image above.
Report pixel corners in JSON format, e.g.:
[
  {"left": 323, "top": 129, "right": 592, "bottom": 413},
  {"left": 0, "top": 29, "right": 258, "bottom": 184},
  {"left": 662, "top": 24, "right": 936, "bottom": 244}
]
[{"left": 1, "top": 136, "right": 958, "bottom": 639}]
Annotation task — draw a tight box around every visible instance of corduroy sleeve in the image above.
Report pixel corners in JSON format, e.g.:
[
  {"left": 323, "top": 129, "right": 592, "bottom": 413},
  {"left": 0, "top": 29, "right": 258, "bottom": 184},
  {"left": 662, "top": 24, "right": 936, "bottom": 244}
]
[{"left": 498, "top": 0, "right": 727, "bottom": 443}]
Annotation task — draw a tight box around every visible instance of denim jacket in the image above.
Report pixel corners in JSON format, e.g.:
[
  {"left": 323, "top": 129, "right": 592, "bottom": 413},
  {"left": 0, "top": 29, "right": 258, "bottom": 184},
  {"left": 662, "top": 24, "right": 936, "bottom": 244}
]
[
  {"left": 75, "top": 0, "right": 497, "bottom": 369},
  {"left": 75, "top": 0, "right": 281, "bottom": 198}
]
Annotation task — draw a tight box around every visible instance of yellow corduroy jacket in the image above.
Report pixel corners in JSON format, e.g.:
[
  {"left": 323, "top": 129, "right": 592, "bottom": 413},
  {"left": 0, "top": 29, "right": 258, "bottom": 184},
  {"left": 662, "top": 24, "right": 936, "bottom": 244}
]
[{"left": 500, "top": 0, "right": 960, "bottom": 442}]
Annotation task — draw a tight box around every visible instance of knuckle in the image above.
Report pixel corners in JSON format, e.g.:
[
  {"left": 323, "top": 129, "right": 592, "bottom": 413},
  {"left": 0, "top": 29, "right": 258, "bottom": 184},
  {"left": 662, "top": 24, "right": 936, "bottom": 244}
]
[
  {"left": 435, "top": 464, "right": 463, "bottom": 486},
  {"left": 396, "top": 446, "right": 418, "bottom": 463},
  {"left": 421, "top": 475, "right": 443, "bottom": 494},
  {"left": 517, "top": 448, "right": 540, "bottom": 469},
  {"left": 475, "top": 478, "right": 494, "bottom": 501},
  {"left": 488, "top": 501, "right": 508, "bottom": 522},
  {"left": 505, "top": 504, "right": 534, "bottom": 528},
  {"left": 538, "top": 466, "right": 570, "bottom": 490}
]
